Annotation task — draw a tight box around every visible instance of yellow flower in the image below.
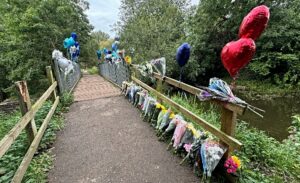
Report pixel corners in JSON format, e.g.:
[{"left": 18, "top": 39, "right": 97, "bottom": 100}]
[
  {"left": 186, "top": 123, "right": 200, "bottom": 138},
  {"left": 125, "top": 56, "right": 132, "bottom": 64},
  {"left": 156, "top": 103, "right": 162, "bottom": 109},
  {"left": 162, "top": 109, "right": 167, "bottom": 114},
  {"left": 169, "top": 113, "right": 175, "bottom": 119},
  {"left": 231, "top": 156, "right": 241, "bottom": 168}
]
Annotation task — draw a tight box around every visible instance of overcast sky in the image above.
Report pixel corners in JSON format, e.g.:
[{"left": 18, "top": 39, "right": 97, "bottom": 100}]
[{"left": 86, "top": 0, "right": 199, "bottom": 37}]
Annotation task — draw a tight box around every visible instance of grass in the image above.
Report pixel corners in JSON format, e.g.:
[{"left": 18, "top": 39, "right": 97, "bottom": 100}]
[
  {"left": 87, "top": 66, "right": 99, "bottom": 75},
  {"left": 171, "top": 94, "right": 300, "bottom": 183},
  {"left": 0, "top": 92, "right": 73, "bottom": 183}
]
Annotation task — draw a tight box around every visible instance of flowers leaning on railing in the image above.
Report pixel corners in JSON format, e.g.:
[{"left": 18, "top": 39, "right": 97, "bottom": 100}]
[{"left": 224, "top": 156, "right": 241, "bottom": 174}]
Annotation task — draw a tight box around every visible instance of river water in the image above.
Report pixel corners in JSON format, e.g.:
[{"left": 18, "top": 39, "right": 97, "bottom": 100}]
[{"left": 238, "top": 95, "right": 300, "bottom": 141}]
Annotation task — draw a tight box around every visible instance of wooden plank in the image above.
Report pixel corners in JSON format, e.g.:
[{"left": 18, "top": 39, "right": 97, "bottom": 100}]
[
  {"left": 32, "top": 82, "right": 57, "bottom": 110},
  {"left": 220, "top": 108, "right": 238, "bottom": 158},
  {"left": 0, "top": 82, "right": 57, "bottom": 159},
  {"left": 221, "top": 108, "right": 237, "bottom": 136},
  {"left": 152, "top": 72, "right": 245, "bottom": 115},
  {"left": 11, "top": 96, "right": 59, "bottom": 183},
  {"left": 132, "top": 76, "right": 242, "bottom": 149},
  {"left": 15, "top": 81, "right": 37, "bottom": 143},
  {"left": 156, "top": 77, "right": 163, "bottom": 104},
  {"left": 46, "top": 66, "right": 57, "bottom": 101}
]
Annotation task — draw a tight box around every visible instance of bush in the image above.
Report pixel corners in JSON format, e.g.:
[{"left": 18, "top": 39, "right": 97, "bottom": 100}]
[
  {"left": 60, "top": 92, "right": 74, "bottom": 109},
  {"left": 0, "top": 100, "right": 66, "bottom": 182},
  {"left": 87, "top": 66, "right": 99, "bottom": 75}
]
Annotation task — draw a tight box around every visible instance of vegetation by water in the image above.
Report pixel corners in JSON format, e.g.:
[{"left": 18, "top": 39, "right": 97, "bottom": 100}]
[
  {"left": 171, "top": 95, "right": 300, "bottom": 182},
  {"left": 117, "top": 0, "right": 300, "bottom": 88},
  {"left": 0, "top": 92, "right": 73, "bottom": 182}
]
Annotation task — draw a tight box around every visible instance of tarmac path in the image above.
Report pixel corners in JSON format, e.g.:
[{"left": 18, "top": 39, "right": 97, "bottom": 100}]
[{"left": 48, "top": 74, "right": 198, "bottom": 183}]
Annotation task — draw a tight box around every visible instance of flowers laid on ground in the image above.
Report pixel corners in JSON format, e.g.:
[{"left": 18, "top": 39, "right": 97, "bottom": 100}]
[{"left": 224, "top": 155, "right": 241, "bottom": 174}]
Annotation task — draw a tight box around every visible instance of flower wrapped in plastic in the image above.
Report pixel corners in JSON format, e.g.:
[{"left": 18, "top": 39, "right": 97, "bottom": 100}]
[
  {"left": 136, "top": 63, "right": 153, "bottom": 77},
  {"left": 150, "top": 57, "right": 166, "bottom": 77},
  {"left": 155, "top": 108, "right": 168, "bottom": 130},
  {"left": 158, "top": 109, "right": 173, "bottom": 131},
  {"left": 198, "top": 78, "right": 245, "bottom": 104},
  {"left": 172, "top": 119, "right": 187, "bottom": 149},
  {"left": 201, "top": 140, "right": 227, "bottom": 177},
  {"left": 163, "top": 115, "right": 183, "bottom": 134}
]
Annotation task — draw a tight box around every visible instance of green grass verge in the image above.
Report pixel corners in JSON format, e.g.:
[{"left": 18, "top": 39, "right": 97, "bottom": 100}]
[{"left": 0, "top": 92, "right": 73, "bottom": 183}]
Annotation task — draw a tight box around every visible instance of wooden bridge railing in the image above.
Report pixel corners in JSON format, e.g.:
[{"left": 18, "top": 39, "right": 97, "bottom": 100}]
[
  {"left": 130, "top": 69, "right": 245, "bottom": 157},
  {"left": 132, "top": 76, "right": 242, "bottom": 150},
  {"left": 0, "top": 66, "right": 59, "bottom": 183},
  {"left": 98, "top": 62, "right": 245, "bottom": 156}
]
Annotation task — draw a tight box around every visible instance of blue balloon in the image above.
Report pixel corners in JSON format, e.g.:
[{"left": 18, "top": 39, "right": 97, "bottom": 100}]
[
  {"left": 63, "top": 37, "right": 75, "bottom": 48},
  {"left": 103, "top": 48, "right": 108, "bottom": 55},
  {"left": 176, "top": 43, "right": 191, "bottom": 67},
  {"left": 112, "top": 43, "right": 118, "bottom": 52},
  {"left": 71, "top": 32, "right": 77, "bottom": 41},
  {"left": 75, "top": 41, "right": 79, "bottom": 47},
  {"left": 96, "top": 50, "right": 102, "bottom": 59},
  {"left": 115, "top": 36, "right": 120, "bottom": 41},
  {"left": 112, "top": 51, "right": 118, "bottom": 58}
]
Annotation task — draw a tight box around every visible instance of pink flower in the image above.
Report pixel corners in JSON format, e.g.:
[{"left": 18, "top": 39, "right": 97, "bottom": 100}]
[{"left": 224, "top": 156, "right": 241, "bottom": 174}]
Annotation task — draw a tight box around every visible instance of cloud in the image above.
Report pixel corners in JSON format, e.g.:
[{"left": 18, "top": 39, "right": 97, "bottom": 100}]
[
  {"left": 86, "top": 0, "right": 121, "bottom": 37},
  {"left": 86, "top": 0, "right": 200, "bottom": 37}
]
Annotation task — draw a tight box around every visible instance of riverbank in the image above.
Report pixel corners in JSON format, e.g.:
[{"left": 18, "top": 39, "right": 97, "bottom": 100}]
[{"left": 229, "top": 78, "right": 300, "bottom": 99}]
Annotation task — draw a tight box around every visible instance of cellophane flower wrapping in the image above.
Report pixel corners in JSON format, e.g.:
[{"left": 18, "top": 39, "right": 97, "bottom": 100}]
[
  {"left": 201, "top": 140, "right": 227, "bottom": 177},
  {"left": 151, "top": 57, "right": 166, "bottom": 76}
]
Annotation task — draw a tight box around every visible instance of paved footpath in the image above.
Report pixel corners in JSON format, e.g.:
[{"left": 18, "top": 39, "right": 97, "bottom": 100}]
[{"left": 48, "top": 74, "right": 198, "bottom": 183}]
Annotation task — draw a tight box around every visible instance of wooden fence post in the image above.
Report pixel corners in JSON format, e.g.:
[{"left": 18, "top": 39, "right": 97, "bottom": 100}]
[
  {"left": 156, "top": 80, "right": 163, "bottom": 104},
  {"left": 220, "top": 107, "right": 237, "bottom": 158},
  {"left": 46, "top": 66, "right": 57, "bottom": 101},
  {"left": 15, "top": 81, "right": 37, "bottom": 143}
]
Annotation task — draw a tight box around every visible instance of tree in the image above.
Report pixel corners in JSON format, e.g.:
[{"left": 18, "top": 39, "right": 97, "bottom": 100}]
[
  {"left": 91, "top": 31, "right": 110, "bottom": 46},
  {"left": 118, "top": 0, "right": 189, "bottom": 79},
  {"left": 188, "top": 0, "right": 300, "bottom": 85},
  {"left": 0, "top": 0, "right": 93, "bottom": 98}
]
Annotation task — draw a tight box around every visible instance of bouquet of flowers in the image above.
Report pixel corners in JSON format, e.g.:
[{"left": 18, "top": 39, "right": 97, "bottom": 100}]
[
  {"left": 150, "top": 57, "right": 166, "bottom": 77},
  {"left": 224, "top": 156, "right": 241, "bottom": 174},
  {"left": 201, "top": 140, "right": 227, "bottom": 177}
]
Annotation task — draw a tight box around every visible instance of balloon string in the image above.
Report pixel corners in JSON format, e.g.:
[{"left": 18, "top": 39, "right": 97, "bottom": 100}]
[
  {"left": 231, "top": 72, "right": 239, "bottom": 90},
  {"left": 179, "top": 67, "right": 183, "bottom": 82}
]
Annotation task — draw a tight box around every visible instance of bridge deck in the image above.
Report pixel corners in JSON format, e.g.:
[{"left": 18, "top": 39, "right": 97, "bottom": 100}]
[
  {"left": 73, "top": 74, "right": 121, "bottom": 102},
  {"left": 48, "top": 75, "right": 198, "bottom": 183}
]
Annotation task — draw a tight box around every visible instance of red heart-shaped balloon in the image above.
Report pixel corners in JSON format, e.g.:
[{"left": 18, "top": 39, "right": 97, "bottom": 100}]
[
  {"left": 221, "top": 38, "right": 256, "bottom": 77},
  {"left": 239, "top": 5, "right": 270, "bottom": 40}
]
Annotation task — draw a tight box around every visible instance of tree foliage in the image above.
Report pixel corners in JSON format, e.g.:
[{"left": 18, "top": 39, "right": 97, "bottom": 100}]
[
  {"left": 118, "top": 0, "right": 300, "bottom": 87},
  {"left": 118, "top": 0, "right": 189, "bottom": 79},
  {"left": 0, "top": 0, "right": 93, "bottom": 99},
  {"left": 80, "top": 31, "right": 112, "bottom": 68}
]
